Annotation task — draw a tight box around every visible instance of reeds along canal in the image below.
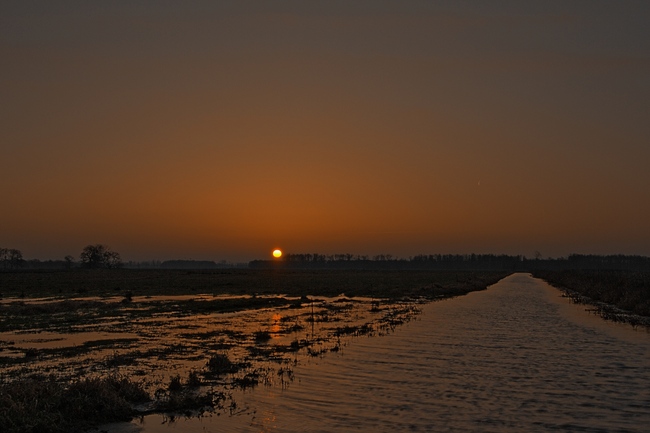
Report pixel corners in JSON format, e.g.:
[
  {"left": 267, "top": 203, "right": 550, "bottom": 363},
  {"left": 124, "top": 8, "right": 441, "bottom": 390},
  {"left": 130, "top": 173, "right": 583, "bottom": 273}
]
[{"left": 102, "top": 273, "right": 650, "bottom": 433}]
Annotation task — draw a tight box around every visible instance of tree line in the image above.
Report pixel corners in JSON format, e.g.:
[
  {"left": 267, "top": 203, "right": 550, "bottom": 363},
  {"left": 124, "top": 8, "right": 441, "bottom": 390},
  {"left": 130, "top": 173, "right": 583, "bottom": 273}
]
[
  {"left": 0, "top": 244, "right": 122, "bottom": 270},
  {"left": 3, "top": 246, "right": 650, "bottom": 272},
  {"left": 0, "top": 245, "right": 243, "bottom": 270},
  {"left": 250, "top": 253, "right": 650, "bottom": 271}
]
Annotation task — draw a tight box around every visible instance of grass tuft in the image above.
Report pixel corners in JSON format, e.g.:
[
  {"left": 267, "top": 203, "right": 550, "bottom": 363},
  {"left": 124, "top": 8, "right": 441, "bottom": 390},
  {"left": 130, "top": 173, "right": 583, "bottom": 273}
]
[
  {"left": 168, "top": 375, "right": 183, "bottom": 392},
  {"left": 206, "top": 353, "right": 236, "bottom": 375},
  {"left": 187, "top": 370, "right": 202, "bottom": 387}
]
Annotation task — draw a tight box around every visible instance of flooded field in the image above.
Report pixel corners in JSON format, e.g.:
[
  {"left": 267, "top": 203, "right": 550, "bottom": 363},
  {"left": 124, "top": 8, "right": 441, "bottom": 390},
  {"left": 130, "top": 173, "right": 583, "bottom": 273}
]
[
  {"left": 102, "top": 273, "right": 650, "bottom": 433},
  {"left": 0, "top": 270, "right": 503, "bottom": 387},
  {"left": 3, "top": 269, "right": 514, "bottom": 432},
  {"left": 0, "top": 292, "right": 420, "bottom": 393}
]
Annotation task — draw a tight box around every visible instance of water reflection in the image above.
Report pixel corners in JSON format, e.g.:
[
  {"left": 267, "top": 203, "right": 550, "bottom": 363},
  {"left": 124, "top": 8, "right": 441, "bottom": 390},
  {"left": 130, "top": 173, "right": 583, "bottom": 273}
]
[
  {"left": 110, "top": 273, "right": 650, "bottom": 432},
  {"left": 270, "top": 313, "right": 282, "bottom": 336},
  {"left": 0, "top": 293, "right": 417, "bottom": 395}
]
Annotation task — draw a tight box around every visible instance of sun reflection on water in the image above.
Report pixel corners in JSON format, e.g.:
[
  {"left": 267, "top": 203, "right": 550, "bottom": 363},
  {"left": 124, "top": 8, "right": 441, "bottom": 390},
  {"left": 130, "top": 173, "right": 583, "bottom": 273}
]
[
  {"left": 270, "top": 313, "right": 282, "bottom": 336},
  {"left": 257, "top": 408, "right": 278, "bottom": 433}
]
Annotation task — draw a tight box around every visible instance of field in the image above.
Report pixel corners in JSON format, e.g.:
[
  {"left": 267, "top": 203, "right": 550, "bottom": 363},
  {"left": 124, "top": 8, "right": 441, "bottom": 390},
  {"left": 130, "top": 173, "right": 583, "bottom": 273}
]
[
  {"left": 0, "top": 268, "right": 509, "bottom": 298},
  {"left": 0, "top": 269, "right": 508, "bottom": 433}
]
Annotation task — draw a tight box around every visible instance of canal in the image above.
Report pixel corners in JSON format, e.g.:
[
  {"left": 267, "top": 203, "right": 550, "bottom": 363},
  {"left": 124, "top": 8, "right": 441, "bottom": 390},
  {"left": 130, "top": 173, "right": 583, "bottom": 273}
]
[{"left": 107, "top": 273, "right": 650, "bottom": 432}]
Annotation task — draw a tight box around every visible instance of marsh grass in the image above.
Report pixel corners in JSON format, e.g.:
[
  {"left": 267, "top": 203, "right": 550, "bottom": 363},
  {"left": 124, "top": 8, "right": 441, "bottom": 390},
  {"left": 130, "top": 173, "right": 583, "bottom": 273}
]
[
  {"left": 0, "top": 375, "right": 149, "bottom": 433},
  {"left": 168, "top": 375, "right": 183, "bottom": 392},
  {"left": 187, "top": 370, "right": 201, "bottom": 387},
  {"left": 205, "top": 353, "right": 237, "bottom": 375},
  {"left": 534, "top": 270, "right": 650, "bottom": 327},
  {"left": 232, "top": 370, "right": 266, "bottom": 388},
  {"left": 153, "top": 386, "right": 226, "bottom": 417},
  {"left": 0, "top": 372, "right": 230, "bottom": 433}
]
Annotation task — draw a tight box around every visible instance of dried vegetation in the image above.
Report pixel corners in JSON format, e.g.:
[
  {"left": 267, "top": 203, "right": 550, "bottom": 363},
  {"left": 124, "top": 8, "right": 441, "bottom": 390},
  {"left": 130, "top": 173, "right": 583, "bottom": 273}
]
[{"left": 534, "top": 269, "right": 650, "bottom": 327}]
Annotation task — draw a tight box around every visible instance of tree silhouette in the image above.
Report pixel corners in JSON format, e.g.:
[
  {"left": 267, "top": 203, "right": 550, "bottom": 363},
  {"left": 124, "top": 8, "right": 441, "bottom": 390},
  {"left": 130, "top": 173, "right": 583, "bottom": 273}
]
[
  {"left": 80, "top": 244, "right": 122, "bottom": 269},
  {"left": 64, "top": 255, "right": 75, "bottom": 269},
  {"left": 0, "top": 248, "right": 23, "bottom": 269}
]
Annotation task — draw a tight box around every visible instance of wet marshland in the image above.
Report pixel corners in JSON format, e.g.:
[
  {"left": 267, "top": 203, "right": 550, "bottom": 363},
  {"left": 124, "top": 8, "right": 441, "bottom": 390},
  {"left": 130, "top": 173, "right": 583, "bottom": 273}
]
[
  {"left": 2, "top": 270, "right": 509, "bottom": 432},
  {"left": 0, "top": 292, "right": 420, "bottom": 393},
  {"left": 104, "top": 273, "right": 650, "bottom": 433},
  {"left": 5, "top": 271, "right": 646, "bottom": 432}
]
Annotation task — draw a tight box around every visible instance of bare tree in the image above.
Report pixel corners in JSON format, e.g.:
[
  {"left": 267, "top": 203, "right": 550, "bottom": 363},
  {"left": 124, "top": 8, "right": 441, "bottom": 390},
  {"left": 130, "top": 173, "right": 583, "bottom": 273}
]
[
  {"left": 104, "top": 250, "right": 122, "bottom": 269},
  {"left": 0, "top": 248, "right": 23, "bottom": 269},
  {"left": 64, "top": 255, "right": 75, "bottom": 269},
  {"left": 0, "top": 248, "right": 7, "bottom": 269},
  {"left": 80, "top": 244, "right": 122, "bottom": 269},
  {"left": 9, "top": 249, "right": 23, "bottom": 268}
]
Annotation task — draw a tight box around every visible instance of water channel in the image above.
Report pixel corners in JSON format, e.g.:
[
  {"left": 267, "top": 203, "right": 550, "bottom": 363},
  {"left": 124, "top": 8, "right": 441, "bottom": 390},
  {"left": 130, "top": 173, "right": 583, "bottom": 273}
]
[{"left": 106, "top": 273, "right": 650, "bottom": 432}]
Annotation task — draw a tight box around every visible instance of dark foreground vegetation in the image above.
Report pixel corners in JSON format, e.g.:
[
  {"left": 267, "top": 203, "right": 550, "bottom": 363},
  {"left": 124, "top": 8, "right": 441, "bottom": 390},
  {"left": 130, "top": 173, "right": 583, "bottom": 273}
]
[
  {"left": 0, "top": 375, "right": 149, "bottom": 433},
  {"left": 6, "top": 248, "right": 650, "bottom": 272},
  {"left": 1, "top": 371, "right": 232, "bottom": 433},
  {"left": 534, "top": 269, "right": 650, "bottom": 326},
  {"left": 0, "top": 269, "right": 508, "bottom": 433}
]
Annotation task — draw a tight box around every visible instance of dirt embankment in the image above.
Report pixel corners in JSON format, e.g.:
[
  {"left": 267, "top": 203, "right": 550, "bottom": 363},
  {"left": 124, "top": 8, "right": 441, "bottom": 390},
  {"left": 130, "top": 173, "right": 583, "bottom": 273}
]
[
  {"left": 533, "top": 269, "right": 650, "bottom": 327},
  {"left": 0, "top": 268, "right": 509, "bottom": 300}
]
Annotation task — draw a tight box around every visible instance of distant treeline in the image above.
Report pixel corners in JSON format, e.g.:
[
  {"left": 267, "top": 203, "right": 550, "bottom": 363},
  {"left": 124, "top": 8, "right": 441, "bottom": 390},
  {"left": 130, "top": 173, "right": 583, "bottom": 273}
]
[
  {"left": 250, "top": 253, "right": 650, "bottom": 272},
  {"left": 6, "top": 259, "right": 244, "bottom": 270},
  {"left": 157, "top": 260, "right": 245, "bottom": 269},
  {"left": 3, "top": 247, "right": 650, "bottom": 272},
  {"left": 0, "top": 256, "right": 242, "bottom": 271}
]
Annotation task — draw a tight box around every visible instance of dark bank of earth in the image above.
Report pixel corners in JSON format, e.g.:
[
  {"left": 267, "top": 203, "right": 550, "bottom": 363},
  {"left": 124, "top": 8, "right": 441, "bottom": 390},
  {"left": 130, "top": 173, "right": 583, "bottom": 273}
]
[
  {"left": 533, "top": 269, "right": 650, "bottom": 328},
  {"left": 0, "top": 269, "right": 508, "bottom": 433},
  {"left": 0, "top": 268, "right": 508, "bottom": 299}
]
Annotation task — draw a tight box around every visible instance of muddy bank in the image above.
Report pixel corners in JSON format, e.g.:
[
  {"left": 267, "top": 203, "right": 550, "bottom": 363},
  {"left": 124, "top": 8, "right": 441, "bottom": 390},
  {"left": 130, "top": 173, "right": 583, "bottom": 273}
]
[{"left": 533, "top": 269, "right": 650, "bottom": 328}]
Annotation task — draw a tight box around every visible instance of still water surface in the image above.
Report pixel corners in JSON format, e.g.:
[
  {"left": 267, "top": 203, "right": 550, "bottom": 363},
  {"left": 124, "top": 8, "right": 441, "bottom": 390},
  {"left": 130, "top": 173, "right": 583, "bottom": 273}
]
[{"left": 113, "top": 273, "right": 650, "bottom": 432}]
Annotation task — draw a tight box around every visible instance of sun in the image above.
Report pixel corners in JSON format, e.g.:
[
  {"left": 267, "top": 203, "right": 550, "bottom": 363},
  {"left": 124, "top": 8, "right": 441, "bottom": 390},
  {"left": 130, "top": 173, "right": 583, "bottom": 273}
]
[{"left": 272, "top": 249, "right": 282, "bottom": 258}]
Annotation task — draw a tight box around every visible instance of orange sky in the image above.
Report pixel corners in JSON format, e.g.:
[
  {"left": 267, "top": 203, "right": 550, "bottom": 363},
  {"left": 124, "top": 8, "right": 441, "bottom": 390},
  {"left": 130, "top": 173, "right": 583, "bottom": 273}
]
[{"left": 2, "top": 2, "right": 649, "bottom": 262}]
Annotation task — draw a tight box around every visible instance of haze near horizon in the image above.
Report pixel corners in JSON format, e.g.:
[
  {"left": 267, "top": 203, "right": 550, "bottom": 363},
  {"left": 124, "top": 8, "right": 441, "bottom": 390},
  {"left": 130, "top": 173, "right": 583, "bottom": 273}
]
[{"left": 2, "top": 1, "right": 649, "bottom": 262}]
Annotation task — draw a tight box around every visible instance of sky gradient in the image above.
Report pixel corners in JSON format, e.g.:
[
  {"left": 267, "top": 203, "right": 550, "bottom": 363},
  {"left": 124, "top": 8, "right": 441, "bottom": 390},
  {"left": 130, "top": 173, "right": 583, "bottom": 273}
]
[{"left": 2, "top": 1, "right": 649, "bottom": 262}]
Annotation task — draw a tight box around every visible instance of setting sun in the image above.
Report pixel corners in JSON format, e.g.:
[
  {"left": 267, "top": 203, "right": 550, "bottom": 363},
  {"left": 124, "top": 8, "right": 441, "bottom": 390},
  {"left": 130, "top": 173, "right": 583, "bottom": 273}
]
[{"left": 272, "top": 249, "right": 282, "bottom": 258}]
